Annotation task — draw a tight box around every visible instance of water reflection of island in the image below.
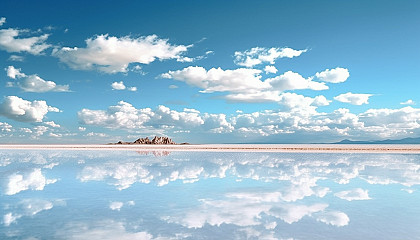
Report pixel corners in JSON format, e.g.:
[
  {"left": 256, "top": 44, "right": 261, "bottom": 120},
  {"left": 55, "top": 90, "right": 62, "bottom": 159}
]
[{"left": 136, "top": 150, "right": 171, "bottom": 157}]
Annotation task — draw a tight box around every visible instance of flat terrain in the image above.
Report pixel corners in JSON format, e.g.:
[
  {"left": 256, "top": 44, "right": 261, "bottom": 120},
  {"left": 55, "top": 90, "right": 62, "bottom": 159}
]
[{"left": 1, "top": 144, "right": 420, "bottom": 153}]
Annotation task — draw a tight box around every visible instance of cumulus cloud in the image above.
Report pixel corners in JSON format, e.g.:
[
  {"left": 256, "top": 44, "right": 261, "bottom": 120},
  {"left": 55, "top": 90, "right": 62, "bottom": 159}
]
[
  {"left": 334, "top": 92, "right": 372, "bottom": 105},
  {"left": 358, "top": 106, "right": 420, "bottom": 135},
  {"left": 400, "top": 99, "right": 415, "bottom": 105},
  {"left": 4, "top": 168, "right": 57, "bottom": 195},
  {"left": 162, "top": 66, "right": 267, "bottom": 93},
  {"left": 162, "top": 67, "right": 328, "bottom": 104},
  {"left": 32, "top": 126, "right": 49, "bottom": 137},
  {"left": 78, "top": 99, "right": 420, "bottom": 142},
  {"left": 78, "top": 101, "right": 232, "bottom": 133},
  {"left": 166, "top": 188, "right": 335, "bottom": 230},
  {"left": 0, "top": 96, "right": 60, "bottom": 122},
  {"left": 0, "top": 28, "right": 51, "bottom": 55},
  {"left": 266, "top": 71, "right": 328, "bottom": 91},
  {"left": 18, "top": 75, "right": 70, "bottom": 92},
  {"left": 111, "top": 81, "right": 126, "bottom": 90},
  {"left": 109, "top": 201, "right": 124, "bottom": 211},
  {"left": 0, "top": 17, "right": 6, "bottom": 26},
  {"left": 0, "top": 122, "right": 13, "bottom": 132},
  {"left": 334, "top": 188, "right": 371, "bottom": 201},
  {"left": 5, "top": 66, "right": 70, "bottom": 92},
  {"left": 111, "top": 81, "right": 137, "bottom": 91},
  {"left": 234, "top": 47, "right": 307, "bottom": 67},
  {"left": 269, "top": 204, "right": 328, "bottom": 224},
  {"left": 315, "top": 67, "right": 350, "bottom": 83},
  {"left": 3, "top": 199, "right": 60, "bottom": 226},
  {"left": 315, "top": 211, "right": 350, "bottom": 227},
  {"left": 108, "top": 200, "right": 134, "bottom": 211},
  {"left": 6, "top": 65, "right": 26, "bottom": 79},
  {"left": 53, "top": 34, "right": 190, "bottom": 73},
  {"left": 44, "top": 121, "right": 60, "bottom": 128},
  {"left": 56, "top": 220, "right": 153, "bottom": 240},
  {"left": 264, "top": 65, "right": 278, "bottom": 74},
  {"left": 86, "top": 132, "right": 108, "bottom": 138}
]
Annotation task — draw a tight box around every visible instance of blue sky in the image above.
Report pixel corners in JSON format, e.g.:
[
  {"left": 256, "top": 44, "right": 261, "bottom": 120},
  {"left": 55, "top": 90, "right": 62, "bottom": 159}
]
[{"left": 1, "top": 0, "right": 420, "bottom": 143}]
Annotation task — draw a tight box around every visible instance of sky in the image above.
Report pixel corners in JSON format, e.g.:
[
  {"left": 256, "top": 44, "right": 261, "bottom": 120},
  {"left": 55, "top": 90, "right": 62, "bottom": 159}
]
[{"left": 0, "top": 0, "right": 420, "bottom": 144}]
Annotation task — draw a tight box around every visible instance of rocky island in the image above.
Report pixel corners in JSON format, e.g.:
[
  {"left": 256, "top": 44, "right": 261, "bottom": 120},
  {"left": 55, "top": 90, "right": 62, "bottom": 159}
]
[{"left": 113, "top": 136, "right": 185, "bottom": 145}]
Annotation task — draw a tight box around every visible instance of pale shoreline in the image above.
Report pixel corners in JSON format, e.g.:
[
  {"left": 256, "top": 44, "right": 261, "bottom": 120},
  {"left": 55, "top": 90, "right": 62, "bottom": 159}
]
[{"left": 1, "top": 144, "right": 420, "bottom": 153}]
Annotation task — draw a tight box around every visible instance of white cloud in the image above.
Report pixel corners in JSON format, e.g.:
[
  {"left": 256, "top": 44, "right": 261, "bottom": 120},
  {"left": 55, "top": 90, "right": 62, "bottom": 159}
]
[
  {"left": 78, "top": 102, "right": 232, "bottom": 133},
  {"left": 0, "top": 28, "right": 51, "bottom": 55},
  {"left": 315, "top": 211, "right": 350, "bottom": 227},
  {"left": 0, "top": 122, "right": 13, "bottom": 132},
  {"left": 3, "top": 199, "right": 60, "bottom": 226},
  {"left": 334, "top": 92, "right": 372, "bottom": 105},
  {"left": 225, "top": 90, "right": 282, "bottom": 103},
  {"left": 79, "top": 101, "right": 154, "bottom": 129},
  {"left": 109, "top": 201, "right": 124, "bottom": 211},
  {"left": 33, "top": 126, "right": 49, "bottom": 137},
  {"left": 162, "top": 66, "right": 267, "bottom": 93},
  {"left": 315, "top": 67, "right": 350, "bottom": 83},
  {"left": 269, "top": 204, "right": 328, "bottom": 224},
  {"left": 49, "top": 132, "right": 62, "bottom": 138},
  {"left": 111, "top": 81, "right": 137, "bottom": 91},
  {"left": 8, "top": 55, "right": 24, "bottom": 61},
  {"left": 3, "top": 213, "right": 18, "bottom": 227},
  {"left": 279, "top": 93, "right": 330, "bottom": 111},
  {"left": 165, "top": 187, "right": 334, "bottom": 231},
  {"left": 53, "top": 34, "right": 190, "bottom": 73},
  {"left": 183, "top": 108, "right": 200, "bottom": 113},
  {"left": 0, "top": 96, "right": 60, "bottom": 122},
  {"left": 234, "top": 47, "right": 307, "bottom": 67},
  {"left": 56, "top": 220, "right": 153, "bottom": 240},
  {"left": 264, "top": 65, "right": 278, "bottom": 74},
  {"left": 400, "top": 99, "right": 415, "bottom": 105},
  {"left": 6, "top": 66, "right": 70, "bottom": 92},
  {"left": 111, "top": 81, "right": 126, "bottom": 90},
  {"left": 169, "top": 198, "right": 272, "bottom": 228},
  {"left": 0, "top": 17, "right": 6, "bottom": 26},
  {"left": 162, "top": 67, "right": 328, "bottom": 104},
  {"left": 6, "top": 66, "right": 26, "bottom": 79},
  {"left": 169, "top": 84, "right": 178, "bottom": 89},
  {"left": 77, "top": 99, "right": 420, "bottom": 143},
  {"left": 334, "top": 188, "right": 371, "bottom": 201},
  {"left": 86, "top": 132, "right": 108, "bottom": 138},
  {"left": 5, "top": 168, "right": 57, "bottom": 195},
  {"left": 20, "top": 127, "right": 32, "bottom": 133},
  {"left": 266, "top": 71, "right": 328, "bottom": 91},
  {"left": 78, "top": 127, "right": 86, "bottom": 131},
  {"left": 357, "top": 106, "right": 420, "bottom": 136},
  {"left": 19, "top": 75, "right": 70, "bottom": 92},
  {"left": 44, "top": 121, "right": 60, "bottom": 128}
]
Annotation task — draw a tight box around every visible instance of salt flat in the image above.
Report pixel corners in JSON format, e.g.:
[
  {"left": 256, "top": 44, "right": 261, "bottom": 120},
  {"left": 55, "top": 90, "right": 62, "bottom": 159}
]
[{"left": 1, "top": 144, "right": 420, "bottom": 153}]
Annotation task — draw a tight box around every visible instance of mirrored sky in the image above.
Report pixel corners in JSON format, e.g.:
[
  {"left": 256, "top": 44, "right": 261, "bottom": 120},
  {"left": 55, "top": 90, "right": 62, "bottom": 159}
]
[{"left": 1, "top": 150, "right": 420, "bottom": 239}]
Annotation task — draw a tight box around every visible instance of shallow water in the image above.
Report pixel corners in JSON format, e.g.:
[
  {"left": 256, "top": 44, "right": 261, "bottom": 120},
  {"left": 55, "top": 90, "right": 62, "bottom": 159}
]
[{"left": 1, "top": 150, "right": 420, "bottom": 239}]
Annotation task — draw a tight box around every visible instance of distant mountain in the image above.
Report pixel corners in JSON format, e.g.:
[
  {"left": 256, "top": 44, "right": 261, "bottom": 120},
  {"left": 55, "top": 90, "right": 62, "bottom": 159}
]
[{"left": 334, "top": 137, "right": 420, "bottom": 144}]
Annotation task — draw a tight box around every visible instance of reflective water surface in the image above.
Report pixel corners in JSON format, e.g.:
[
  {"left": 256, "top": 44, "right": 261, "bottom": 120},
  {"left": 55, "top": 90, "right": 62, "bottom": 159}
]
[{"left": 1, "top": 150, "right": 420, "bottom": 239}]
